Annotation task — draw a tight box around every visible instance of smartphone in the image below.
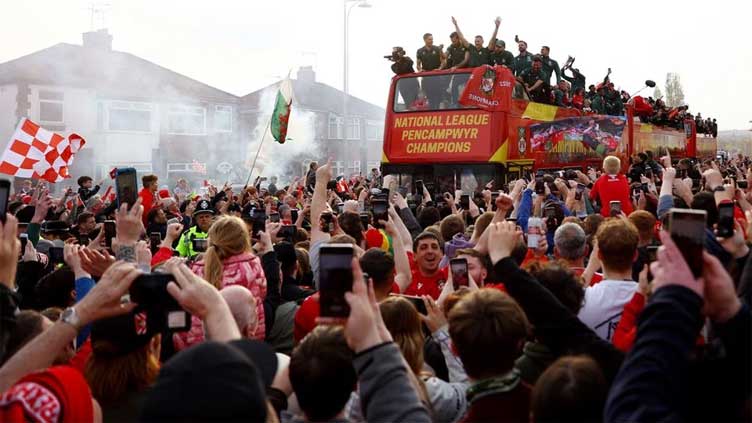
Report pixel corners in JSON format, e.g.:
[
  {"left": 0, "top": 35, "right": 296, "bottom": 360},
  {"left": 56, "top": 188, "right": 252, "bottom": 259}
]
[
  {"left": 269, "top": 212, "right": 280, "bottom": 223},
  {"left": 319, "top": 244, "right": 354, "bottom": 318},
  {"left": 326, "top": 180, "right": 337, "bottom": 190},
  {"left": 716, "top": 202, "right": 735, "bottom": 239},
  {"left": 192, "top": 238, "right": 208, "bottom": 253},
  {"left": 575, "top": 183, "right": 585, "bottom": 201},
  {"left": 290, "top": 208, "right": 299, "bottom": 223},
  {"left": 115, "top": 168, "right": 138, "bottom": 209},
  {"left": 415, "top": 180, "right": 425, "bottom": 196},
  {"left": 336, "top": 203, "right": 344, "bottom": 214},
  {"left": 491, "top": 192, "right": 500, "bottom": 210},
  {"left": 389, "top": 293, "right": 428, "bottom": 315},
  {"left": 252, "top": 209, "right": 266, "bottom": 236},
  {"left": 544, "top": 206, "right": 558, "bottom": 231},
  {"left": 646, "top": 245, "right": 660, "bottom": 263},
  {"left": 278, "top": 224, "right": 296, "bottom": 240},
  {"left": 129, "top": 273, "right": 191, "bottom": 332},
  {"left": 78, "top": 235, "right": 90, "bottom": 246},
  {"left": 738, "top": 180, "right": 749, "bottom": 189},
  {"left": 149, "top": 232, "right": 162, "bottom": 254},
  {"left": 667, "top": 208, "right": 707, "bottom": 278},
  {"left": 535, "top": 177, "right": 545, "bottom": 195},
  {"left": 460, "top": 194, "right": 470, "bottom": 210},
  {"left": 104, "top": 220, "right": 116, "bottom": 249},
  {"left": 166, "top": 217, "right": 180, "bottom": 227},
  {"left": 320, "top": 212, "right": 335, "bottom": 233},
  {"left": 371, "top": 199, "right": 388, "bottom": 229},
  {"left": 0, "top": 179, "right": 9, "bottom": 223},
  {"left": 19, "top": 233, "right": 27, "bottom": 255},
  {"left": 632, "top": 187, "right": 641, "bottom": 200},
  {"left": 359, "top": 212, "right": 370, "bottom": 229},
  {"left": 609, "top": 201, "right": 622, "bottom": 217},
  {"left": 450, "top": 258, "right": 469, "bottom": 289},
  {"left": 48, "top": 246, "right": 64, "bottom": 263}
]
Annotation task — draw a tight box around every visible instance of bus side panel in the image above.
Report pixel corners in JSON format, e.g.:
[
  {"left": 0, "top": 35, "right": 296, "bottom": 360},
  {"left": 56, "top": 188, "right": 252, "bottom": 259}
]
[{"left": 632, "top": 122, "right": 690, "bottom": 160}]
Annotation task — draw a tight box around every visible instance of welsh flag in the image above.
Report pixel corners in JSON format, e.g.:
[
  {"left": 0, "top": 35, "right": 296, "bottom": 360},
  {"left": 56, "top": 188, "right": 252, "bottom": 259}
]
[{"left": 270, "top": 78, "right": 293, "bottom": 144}]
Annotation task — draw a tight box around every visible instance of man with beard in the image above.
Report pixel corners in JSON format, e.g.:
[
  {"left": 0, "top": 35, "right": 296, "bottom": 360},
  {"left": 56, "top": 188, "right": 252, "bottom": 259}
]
[
  {"left": 403, "top": 232, "right": 447, "bottom": 300},
  {"left": 519, "top": 56, "right": 550, "bottom": 104},
  {"left": 450, "top": 16, "right": 501, "bottom": 67},
  {"left": 513, "top": 39, "right": 534, "bottom": 76},
  {"left": 490, "top": 39, "right": 515, "bottom": 68}
]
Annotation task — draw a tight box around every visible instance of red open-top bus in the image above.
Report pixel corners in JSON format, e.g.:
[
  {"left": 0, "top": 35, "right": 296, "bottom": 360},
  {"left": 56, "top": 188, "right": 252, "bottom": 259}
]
[{"left": 381, "top": 68, "right": 716, "bottom": 195}]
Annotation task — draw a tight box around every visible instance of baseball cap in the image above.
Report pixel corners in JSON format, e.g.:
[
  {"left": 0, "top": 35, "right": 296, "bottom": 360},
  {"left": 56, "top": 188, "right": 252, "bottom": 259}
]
[
  {"left": 140, "top": 341, "right": 269, "bottom": 422},
  {"left": 90, "top": 312, "right": 158, "bottom": 357},
  {"left": 495, "top": 40, "right": 506, "bottom": 47}
]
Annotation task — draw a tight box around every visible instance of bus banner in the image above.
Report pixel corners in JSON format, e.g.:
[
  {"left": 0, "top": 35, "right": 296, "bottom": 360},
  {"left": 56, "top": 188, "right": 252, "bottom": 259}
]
[
  {"left": 387, "top": 110, "right": 496, "bottom": 162},
  {"left": 529, "top": 116, "right": 627, "bottom": 163}
]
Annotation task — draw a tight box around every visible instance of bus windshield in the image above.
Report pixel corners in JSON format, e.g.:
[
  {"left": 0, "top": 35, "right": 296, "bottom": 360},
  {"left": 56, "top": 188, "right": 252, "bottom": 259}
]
[{"left": 393, "top": 73, "right": 529, "bottom": 113}]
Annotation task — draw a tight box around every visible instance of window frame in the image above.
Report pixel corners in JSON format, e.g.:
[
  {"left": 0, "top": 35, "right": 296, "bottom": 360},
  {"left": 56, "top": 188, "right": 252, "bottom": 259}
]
[
  {"left": 38, "top": 90, "right": 65, "bottom": 124},
  {"left": 167, "top": 105, "right": 207, "bottom": 136},
  {"left": 365, "top": 120, "right": 382, "bottom": 141},
  {"left": 105, "top": 100, "right": 154, "bottom": 133},
  {"left": 214, "top": 105, "right": 233, "bottom": 133},
  {"left": 328, "top": 114, "right": 344, "bottom": 140},
  {"left": 345, "top": 117, "right": 361, "bottom": 140}
]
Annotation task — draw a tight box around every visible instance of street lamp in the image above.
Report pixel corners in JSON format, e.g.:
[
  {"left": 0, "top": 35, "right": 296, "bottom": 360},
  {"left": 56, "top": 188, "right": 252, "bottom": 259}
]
[{"left": 344, "top": 0, "right": 371, "bottom": 175}]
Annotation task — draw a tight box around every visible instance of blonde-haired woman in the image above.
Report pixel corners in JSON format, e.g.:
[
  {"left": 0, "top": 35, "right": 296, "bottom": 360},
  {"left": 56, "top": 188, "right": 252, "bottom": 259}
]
[
  {"left": 174, "top": 216, "right": 267, "bottom": 350},
  {"left": 346, "top": 296, "right": 469, "bottom": 423}
]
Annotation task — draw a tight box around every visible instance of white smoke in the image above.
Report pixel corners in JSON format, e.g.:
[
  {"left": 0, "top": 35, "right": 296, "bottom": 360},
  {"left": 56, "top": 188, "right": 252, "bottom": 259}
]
[{"left": 246, "top": 83, "right": 319, "bottom": 184}]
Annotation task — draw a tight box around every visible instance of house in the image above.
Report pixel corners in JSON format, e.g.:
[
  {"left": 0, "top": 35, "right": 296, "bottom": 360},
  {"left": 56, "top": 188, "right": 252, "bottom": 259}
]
[
  {"left": 0, "top": 29, "right": 242, "bottom": 186},
  {"left": 240, "top": 66, "right": 385, "bottom": 178}
]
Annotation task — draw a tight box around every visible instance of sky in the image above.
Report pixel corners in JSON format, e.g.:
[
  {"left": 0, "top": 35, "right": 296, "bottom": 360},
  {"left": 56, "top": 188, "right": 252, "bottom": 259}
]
[{"left": 2, "top": 0, "right": 751, "bottom": 130}]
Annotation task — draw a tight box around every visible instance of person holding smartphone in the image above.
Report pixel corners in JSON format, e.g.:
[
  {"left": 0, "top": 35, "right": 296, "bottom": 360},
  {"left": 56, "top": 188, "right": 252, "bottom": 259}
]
[
  {"left": 176, "top": 200, "right": 214, "bottom": 258},
  {"left": 589, "top": 156, "right": 633, "bottom": 218}
]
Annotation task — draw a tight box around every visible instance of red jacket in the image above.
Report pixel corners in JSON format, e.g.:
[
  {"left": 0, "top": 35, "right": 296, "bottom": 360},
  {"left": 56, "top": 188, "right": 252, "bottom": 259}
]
[
  {"left": 589, "top": 173, "right": 633, "bottom": 217},
  {"left": 138, "top": 188, "right": 157, "bottom": 225}
]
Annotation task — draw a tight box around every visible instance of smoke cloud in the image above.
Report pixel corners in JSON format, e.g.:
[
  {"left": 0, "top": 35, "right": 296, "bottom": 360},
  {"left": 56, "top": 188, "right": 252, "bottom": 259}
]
[{"left": 246, "top": 83, "right": 319, "bottom": 184}]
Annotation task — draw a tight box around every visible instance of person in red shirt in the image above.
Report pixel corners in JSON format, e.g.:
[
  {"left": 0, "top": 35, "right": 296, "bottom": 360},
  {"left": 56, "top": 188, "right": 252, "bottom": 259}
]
[
  {"left": 138, "top": 174, "right": 159, "bottom": 225},
  {"left": 589, "top": 155, "right": 633, "bottom": 218},
  {"left": 405, "top": 232, "right": 447, "bottom": 299}
]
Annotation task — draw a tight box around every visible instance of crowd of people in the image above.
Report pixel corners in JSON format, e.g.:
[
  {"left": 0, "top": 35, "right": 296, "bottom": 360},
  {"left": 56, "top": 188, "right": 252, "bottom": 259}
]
[
  {"left": 388, "top": 17, "right": 718, "bottom": 133},
  {"left": 0, "top": 150, "right": 750, "bottom": 422}
]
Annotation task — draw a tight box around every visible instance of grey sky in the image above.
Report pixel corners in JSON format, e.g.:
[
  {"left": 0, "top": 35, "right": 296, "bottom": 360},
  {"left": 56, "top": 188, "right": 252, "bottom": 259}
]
[{"left": 3, "top": 0, "right": 751, "bottom": 129}]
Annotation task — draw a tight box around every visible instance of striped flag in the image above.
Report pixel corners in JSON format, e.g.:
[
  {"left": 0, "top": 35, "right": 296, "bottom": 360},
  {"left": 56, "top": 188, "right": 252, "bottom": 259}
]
[
  {"left": 270, "top": 77, "right": 293, "bottom": 144},
  {"left": 0, "top": 118, "right": 85, "bottom": 183}
]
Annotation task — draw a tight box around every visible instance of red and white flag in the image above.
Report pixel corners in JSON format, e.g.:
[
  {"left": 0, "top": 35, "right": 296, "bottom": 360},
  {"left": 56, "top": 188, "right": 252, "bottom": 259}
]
[{"left": 0, "top": 118, "right": 85, "bottom": 183}]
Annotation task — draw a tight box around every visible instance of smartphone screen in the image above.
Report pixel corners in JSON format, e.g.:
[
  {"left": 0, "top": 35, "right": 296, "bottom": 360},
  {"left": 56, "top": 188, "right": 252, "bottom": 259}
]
[
  {"left": 115, "top": 168, "right": 138, "bottom": 209},
  {"left": 320, "top": 212, "right": 335, "bottom": 233},
  {"left": 535, "top": 178, "right": 545, "bottom": 195},
  {"left": 130, "top": 273, "right": 190, "bottom": 331},
  {"left": 646, "top": 245, "right": 659, "bottom": 263},
  {"left": 0, "top": 179, "right": 9, "bottom": 223},
  {"left": 415, "top": 180, "right": 424, "bottom": 195},
  {"left": 336, "top": 203, "right": 344, "bottom": 214},
  {"left": 716, "top": 203, "right": 735, "bottom": 238},
  {"left": 460, "top": 194, "right": 470, "bottom": 210},
  {"left": 269, "top": 212, "right": 280, "bottom": 223},
  {"left": 279, "top": 225, "right": 296, "bottom": 240},
  {"left": 738, "top": 180, "right": 749, "bottom": 189},
  {"left": 450, "top": 258, "right": 469, "bottom": 289},
  {"left": 359, "top": 212, "right": 370, "bottom": 229},
  {"left": 388, "top": 293, "right": 428, "bottom": 315},
  {"left": 668, "top": 208, "right": 707, "bottom": 278},
  {"left": 78, "top": 235, "right": 90, "bottom": 246},
  {"left": 319, "top": 244, "right": 354, "bottom": 318},
  {"left": 371, "top": 200, "right": 388, "bottom": 229},
  {"left": 192, "top": 238, "right": 208, "bottom": 253},
  {"left": 48, "top": 246, "right": 64, "bottom": 263},
  {"left": 149, "top": 232, "right": 162, "bottom": 254},
  {"left": 104, "top": 220, "right": 116, "bottom": 248},
  {"left": 290, "top": 208, "right": 299, "bottom": 223},
  {"left": 545, "top": 206, "right": 558, "bottom": 231},
  {"left": 252, "top": 210, "right": 266, "bottom": 236},
  {"left": 575, "top": 184, "right": 585, "bottom": 201},
  {"left": 609, "top": 201, "right": 622, "bottom": 216},
  {"left": 19, "top": 234, "right": 27, "bottom": 255}
]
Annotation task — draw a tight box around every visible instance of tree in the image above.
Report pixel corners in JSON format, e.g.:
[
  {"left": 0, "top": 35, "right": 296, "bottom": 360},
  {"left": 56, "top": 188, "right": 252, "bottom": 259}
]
[
  {"left": 664, "top": 73, "right": 685, "bottom": 107},
  {"left": 653, "top": 86, "right": 663, "bottom": 100}
]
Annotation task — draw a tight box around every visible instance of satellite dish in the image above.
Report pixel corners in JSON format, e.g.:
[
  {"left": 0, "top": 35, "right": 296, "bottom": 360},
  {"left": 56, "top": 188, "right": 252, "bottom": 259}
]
[{"left": 645, "top": 80, "right": 656, "bottom": 88}]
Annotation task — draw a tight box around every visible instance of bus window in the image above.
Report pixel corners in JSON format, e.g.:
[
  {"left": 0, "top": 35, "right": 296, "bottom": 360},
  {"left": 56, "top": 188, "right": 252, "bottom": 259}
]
[{"left": 393, "top": 73, "right": 475, "bottom": 112}]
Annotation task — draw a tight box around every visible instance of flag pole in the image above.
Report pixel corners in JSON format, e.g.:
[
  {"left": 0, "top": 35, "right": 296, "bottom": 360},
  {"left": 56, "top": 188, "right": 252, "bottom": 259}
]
[{"left": 245, "top": 116, "right": 273, "bottom": 186}]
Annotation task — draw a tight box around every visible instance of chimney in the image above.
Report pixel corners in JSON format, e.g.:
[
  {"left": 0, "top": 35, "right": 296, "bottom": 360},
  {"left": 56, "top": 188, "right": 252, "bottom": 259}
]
[
  {"left": 82, "top": 29, "right": 113, "bottom": 51},
  {"left": 297, "top": 66, "right": 315, "bottom": 84}
]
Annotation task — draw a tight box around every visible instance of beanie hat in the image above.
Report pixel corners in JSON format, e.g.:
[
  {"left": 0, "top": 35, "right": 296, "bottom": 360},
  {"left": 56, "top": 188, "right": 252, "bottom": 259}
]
[
  {"left": 0, "top": 365, "right": 94, "bottom": 423},
  {"left": 364, "top": 228, "right": 393, "bottom": 255}
]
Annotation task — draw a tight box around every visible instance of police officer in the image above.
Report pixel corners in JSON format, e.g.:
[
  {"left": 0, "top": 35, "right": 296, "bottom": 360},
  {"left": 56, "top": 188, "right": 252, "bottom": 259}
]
[
  {"left": 513, "top": 39, "right": 533, "bottom": 76},
  {"left": 540, "top": 46, "right": 561, "bottom": 85},
  {"left": 176, "top": 199, "right": 214, "bottom": 257},
  {"left": 519, "top": 55, "right": 550, "bottom": 104},
  {"left": 490, "top": 40, "right": 515, "bottom": 68}
]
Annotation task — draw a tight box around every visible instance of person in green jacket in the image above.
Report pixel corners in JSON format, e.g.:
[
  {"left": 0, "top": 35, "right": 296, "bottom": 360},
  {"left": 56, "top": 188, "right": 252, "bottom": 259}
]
[{"left": 176, "top": 199, "right": 214, "bottom": 257}]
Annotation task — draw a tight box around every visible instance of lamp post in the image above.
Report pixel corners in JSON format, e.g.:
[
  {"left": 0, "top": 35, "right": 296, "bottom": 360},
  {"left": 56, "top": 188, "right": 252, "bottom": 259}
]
[{"left": 344, "top": 0, "right": 371, "bottom": 175}]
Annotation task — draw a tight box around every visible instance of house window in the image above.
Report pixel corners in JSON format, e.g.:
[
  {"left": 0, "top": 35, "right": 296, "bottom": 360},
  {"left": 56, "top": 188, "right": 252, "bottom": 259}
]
[
  {"left": 328, "top": 115, "right": 344, "bottom": 139},
  {"left": 345, "top": 117, "right": 361, "bottom": 140},
  {"left": 333, "top": 161, "right": 345, "bottom": 177},
  {"left": 39, "top": 90, "right": 64, "bottom": 123},
  {"left": 168, "top": 106, "right": 206, "bottom": 135},
  {"left": 107, "top": 101, "right": 152, "bottom": 132},
  {"left": 215, "top": 105, "right": 232, "bottom": 132},
  {"left": 366, "top": 120, "right": 383, "bottom": 141},
  {"left": 348, "top": 161, "right": 361, "bottom": 175}
]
